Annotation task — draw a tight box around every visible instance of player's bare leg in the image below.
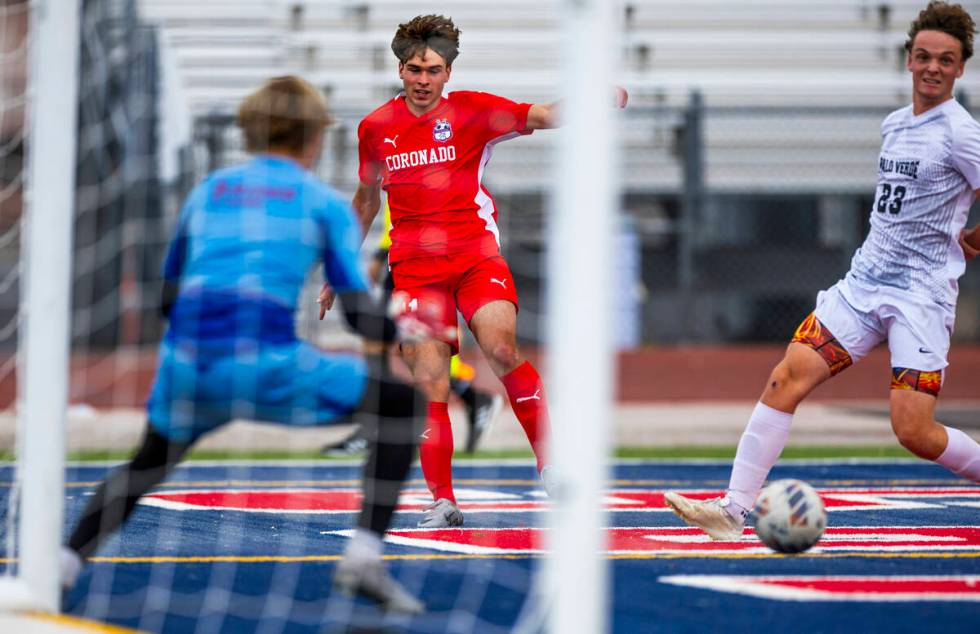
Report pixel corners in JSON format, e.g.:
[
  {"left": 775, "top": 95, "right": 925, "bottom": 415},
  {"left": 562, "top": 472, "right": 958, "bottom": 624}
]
[
  {"left": 890, "top": 388, "right": 946, "bottom": 460},
  {"left": 468, "top": 301, "right": 522, "bottom": 377},
  {"left": 469, "top": 300, "right": 553, "bottom": 491},
  {"left": 401, "top": 338, "right": 463, "bottom": 527},
  {"left": 401, "top": 338, "right": 453, "bottom": 401},
  {"left": 758, "top": 342, "right": 834, "bottom": 414},
  {"left": 666, "top": 336, "right": 835, "bottom": 540},
  {"left": 891, "top": 372, "right": 980, "bottom": 482}
]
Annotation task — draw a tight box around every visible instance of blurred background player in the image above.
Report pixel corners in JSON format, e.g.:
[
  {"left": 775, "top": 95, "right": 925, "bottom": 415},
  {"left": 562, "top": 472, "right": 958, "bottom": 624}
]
[
  {"left": 60, "top": 76, "right": 430, "bottom": 613},
  {"left": 322, "top": 202, "right": 504, "bottom": 457},
  {"left": 665, "top": 1, "right": 980, "bottom": 541}
]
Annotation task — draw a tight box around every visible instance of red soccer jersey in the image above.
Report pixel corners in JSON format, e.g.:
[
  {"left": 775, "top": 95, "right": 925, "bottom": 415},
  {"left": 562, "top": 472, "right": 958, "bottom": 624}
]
[{"left": 357, "top": 91, "right": 532, "bottom": 263}]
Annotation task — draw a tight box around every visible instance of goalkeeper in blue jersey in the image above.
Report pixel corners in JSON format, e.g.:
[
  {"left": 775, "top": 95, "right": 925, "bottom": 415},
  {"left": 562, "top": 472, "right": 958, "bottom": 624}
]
[{"left": 61, "top": 76, "right": 429, "bottom": 614}]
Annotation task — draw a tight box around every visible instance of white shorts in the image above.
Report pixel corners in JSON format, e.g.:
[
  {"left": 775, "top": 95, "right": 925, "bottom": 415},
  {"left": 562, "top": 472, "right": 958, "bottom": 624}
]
[{"left": 812, "top": 276, "right": 954, "bottom": 372}]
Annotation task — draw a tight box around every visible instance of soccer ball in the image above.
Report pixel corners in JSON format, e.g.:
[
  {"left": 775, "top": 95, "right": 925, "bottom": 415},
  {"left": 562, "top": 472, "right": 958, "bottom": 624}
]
[{"left": 752, "top": 479, "right": 826, "bottom": 554}]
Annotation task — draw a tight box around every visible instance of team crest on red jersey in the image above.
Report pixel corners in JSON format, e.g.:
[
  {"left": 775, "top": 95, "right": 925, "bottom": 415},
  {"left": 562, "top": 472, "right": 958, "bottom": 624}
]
[{"left": 433, "top": 119, "right": 453, "bottom": 142}]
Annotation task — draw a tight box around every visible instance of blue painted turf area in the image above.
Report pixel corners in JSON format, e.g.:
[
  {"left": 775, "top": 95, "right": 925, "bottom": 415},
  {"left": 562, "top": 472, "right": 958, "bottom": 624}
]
[{"left": 3, "top": 460, "right": 978, "bottom": 633}]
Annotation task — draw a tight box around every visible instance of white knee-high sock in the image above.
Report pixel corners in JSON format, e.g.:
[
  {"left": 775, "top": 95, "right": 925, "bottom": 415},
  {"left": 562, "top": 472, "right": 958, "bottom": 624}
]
[
  {"left": 935, "top": 426, "right": 980, "bottom": 483},
  {"left": 724, "top": 402, "right": 794, "bottom": 516}
]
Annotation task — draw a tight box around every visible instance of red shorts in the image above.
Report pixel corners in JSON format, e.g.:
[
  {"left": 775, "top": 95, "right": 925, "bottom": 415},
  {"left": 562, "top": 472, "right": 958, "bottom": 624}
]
[{"left": 390, "top": 252, "right": 519, "bottom": 353}]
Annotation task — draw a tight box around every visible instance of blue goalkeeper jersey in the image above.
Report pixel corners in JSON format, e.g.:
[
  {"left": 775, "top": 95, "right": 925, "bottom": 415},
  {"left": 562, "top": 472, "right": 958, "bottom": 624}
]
[{"left": 162, "top": 155, "right": 367, "bottom": 345}]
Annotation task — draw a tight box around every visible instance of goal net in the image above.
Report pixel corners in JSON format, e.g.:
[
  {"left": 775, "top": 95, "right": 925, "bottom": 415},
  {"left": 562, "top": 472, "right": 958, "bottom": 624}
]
[
  {"left": 16, "top": 1, "right": 980, "bottom": 633},
  {"left": 0, "top": 0, "right": 79, "bottom": 613},
  {"left": 0, "top": 0, "right": 617, "bottom": 631},
  {"left": 1, "top": 0, "right": 179, "bottom": 616}
]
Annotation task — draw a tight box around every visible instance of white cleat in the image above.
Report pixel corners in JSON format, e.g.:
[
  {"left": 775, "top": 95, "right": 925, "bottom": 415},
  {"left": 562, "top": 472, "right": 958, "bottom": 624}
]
[
  {"left": 539, "top": 465, "right": 560, "bottom": 499},
  {"left": 60, "top": 546, "right": 82, "bottom": 589},
  {"left": 663, "top": 492, "right": 745, "bottom": 541},
  {"left": 333, "top": 557, "right": 425, "bottom": 614},
  {"left": 417, "top": 498, "right": 464, "bottom": 528}
]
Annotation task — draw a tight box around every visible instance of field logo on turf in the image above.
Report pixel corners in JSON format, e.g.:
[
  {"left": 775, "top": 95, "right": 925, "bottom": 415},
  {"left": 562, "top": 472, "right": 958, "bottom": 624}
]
[{"left": 141, "top": 487, "right": 980, "bottom": 516}]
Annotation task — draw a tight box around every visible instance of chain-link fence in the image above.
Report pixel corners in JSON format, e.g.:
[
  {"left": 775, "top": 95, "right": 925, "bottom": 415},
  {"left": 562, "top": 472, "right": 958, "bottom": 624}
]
[
  {"left": 187, "top": 91, "right": 980, "bottom": 346},
  {"left": 71, "top": 0, "right": 170, "bottom": 348}
]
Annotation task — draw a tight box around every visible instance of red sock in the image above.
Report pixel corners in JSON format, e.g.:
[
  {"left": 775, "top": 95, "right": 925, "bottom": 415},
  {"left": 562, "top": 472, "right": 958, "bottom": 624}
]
[
  {"left": 419, "top": 402, "right": 455, "bottom": 503},
  {"left": 500, "top": 361, "right": 550, "bottom": 472}
]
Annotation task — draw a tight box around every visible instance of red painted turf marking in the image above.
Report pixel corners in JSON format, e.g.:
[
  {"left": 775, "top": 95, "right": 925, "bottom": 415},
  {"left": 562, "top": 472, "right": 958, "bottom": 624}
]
[
  {"left": 337, "top": 526, "right": 980, "bottom": 555},
  {"left": 141, "top": 487, "right": 979, "bottom": 514}
]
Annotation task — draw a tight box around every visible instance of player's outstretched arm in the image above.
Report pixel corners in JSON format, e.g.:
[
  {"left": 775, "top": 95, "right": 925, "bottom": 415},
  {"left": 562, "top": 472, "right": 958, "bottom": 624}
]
[
  {"left": 961, "top": 224, "right": 980, "bottom": 261},
  {"left": 318, "top": 181, "right": 384, "bottom": 317},
  {"left": 526, "top": 102, "right": 560, "bottom": 130},
  {"left": 525, "top": 87, "right": 628, "bottom": 130},
  {"left": 961, "top": 190, "right": 980, "bottom": 261},
  {"left": 352, "top": 180, "right": 383, "bottom": 238}
]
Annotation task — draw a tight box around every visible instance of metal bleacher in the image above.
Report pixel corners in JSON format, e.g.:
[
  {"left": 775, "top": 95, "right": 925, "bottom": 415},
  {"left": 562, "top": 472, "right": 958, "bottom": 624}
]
[
  {"left": 134, "top": 0, "right": 980, "bottom": 202},
  {"left": 134, "top": 1, "right": 980, "bottom": 343},
  {"left": 138, "top": 0, "right": 980, "bottom": 151},
  {"left": 134, "top": 0, "right": 980, "bottom": 200}
]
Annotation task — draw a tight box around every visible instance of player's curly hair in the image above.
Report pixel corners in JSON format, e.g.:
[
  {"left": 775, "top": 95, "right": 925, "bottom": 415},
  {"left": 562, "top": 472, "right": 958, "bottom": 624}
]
[
  {"left": 391, "top": 14, "right": 461, "bottom": 66},
  {"left": 237, "top": 76, "right": 333, "bottom": 154},
  {"left": 905, "top": 1, "right": 976, "bottom": 61}
]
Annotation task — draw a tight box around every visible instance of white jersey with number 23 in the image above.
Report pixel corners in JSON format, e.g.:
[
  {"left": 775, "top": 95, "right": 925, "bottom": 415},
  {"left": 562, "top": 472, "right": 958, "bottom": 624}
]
[{"left": 847, "top": 98, "right": 980, "bottom": 307}]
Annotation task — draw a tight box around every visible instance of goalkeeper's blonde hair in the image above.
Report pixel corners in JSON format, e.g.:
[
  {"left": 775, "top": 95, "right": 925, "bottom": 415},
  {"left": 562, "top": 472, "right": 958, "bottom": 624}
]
[{"left": 238, "top": 76, "right": 333, "bottom": 154}]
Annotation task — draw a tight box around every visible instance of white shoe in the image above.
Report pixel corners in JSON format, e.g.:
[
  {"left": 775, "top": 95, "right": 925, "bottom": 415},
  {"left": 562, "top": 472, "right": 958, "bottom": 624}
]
[
  {"left": 539, "top": 465, "right": 560, "bottom": 499},
  {"left": 663, "top": 492, "right": 745, "bottom": 541},
  {"left": 60, "top": 547, "right": 82, "bottom": 589},
  {"left": 417, "top": 498, "right": 464, "bottom": 528},
  {"left": 333, "top": 557, "right": 425, "bottom": 614}
]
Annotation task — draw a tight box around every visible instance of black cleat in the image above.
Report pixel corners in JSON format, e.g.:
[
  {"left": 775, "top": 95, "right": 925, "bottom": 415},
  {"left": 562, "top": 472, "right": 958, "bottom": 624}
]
[
  {"left": 322, "top": 431, "right": 369, "bottom": 458},
  {"left": 464, "top": 392, "right": 503, "bottom": 454}
]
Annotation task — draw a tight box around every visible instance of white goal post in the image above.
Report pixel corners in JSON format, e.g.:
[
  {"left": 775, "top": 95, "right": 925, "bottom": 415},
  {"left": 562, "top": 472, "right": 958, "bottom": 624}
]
[
  {"left": 0, "top": 0, "right": 80, "bottom": 614},
  {"left": 544, "top": 0, "right": 617, "bottom": 633}
]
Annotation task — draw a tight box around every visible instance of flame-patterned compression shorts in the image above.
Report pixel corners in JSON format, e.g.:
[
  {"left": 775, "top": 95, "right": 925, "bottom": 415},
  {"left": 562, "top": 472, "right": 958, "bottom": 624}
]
[{"left": 794, "top": 277, "right": 950, "bottom": 395}]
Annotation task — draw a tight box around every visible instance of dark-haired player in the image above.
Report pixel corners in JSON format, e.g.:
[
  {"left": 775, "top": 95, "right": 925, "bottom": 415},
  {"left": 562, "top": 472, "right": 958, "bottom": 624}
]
[{"left": 320, "top": 13, "right": 626, "bottom": 528}]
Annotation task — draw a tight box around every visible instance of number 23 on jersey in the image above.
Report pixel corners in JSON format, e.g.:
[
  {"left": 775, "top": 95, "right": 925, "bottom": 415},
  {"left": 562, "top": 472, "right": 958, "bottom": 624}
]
[{"left": 876, "top": 182, "right": 907, "bottom": 215}]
